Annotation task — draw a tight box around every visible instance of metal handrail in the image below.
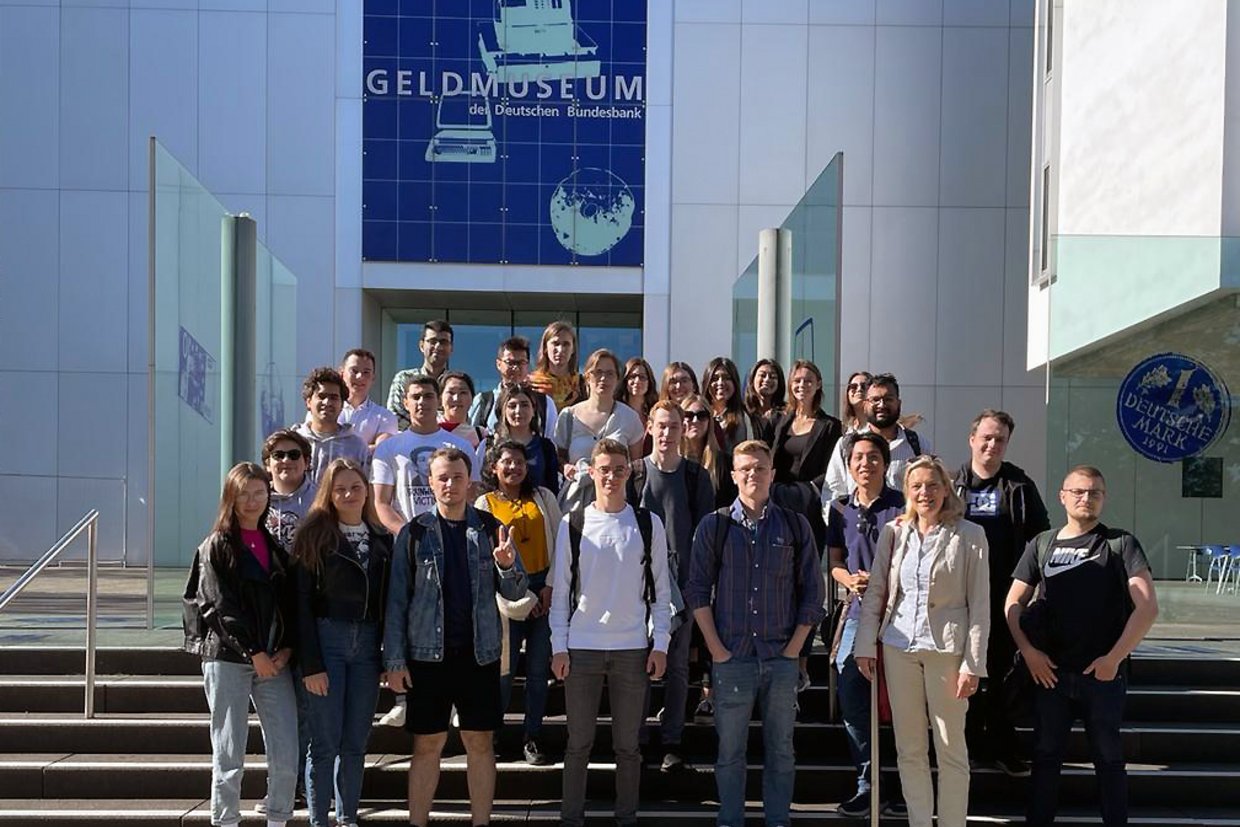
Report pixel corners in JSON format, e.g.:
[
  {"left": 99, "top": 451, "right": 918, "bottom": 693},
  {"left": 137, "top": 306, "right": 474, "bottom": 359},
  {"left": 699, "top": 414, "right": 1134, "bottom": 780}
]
[{"left": 0, "top": 509, "right": 101, "bottom": 719}]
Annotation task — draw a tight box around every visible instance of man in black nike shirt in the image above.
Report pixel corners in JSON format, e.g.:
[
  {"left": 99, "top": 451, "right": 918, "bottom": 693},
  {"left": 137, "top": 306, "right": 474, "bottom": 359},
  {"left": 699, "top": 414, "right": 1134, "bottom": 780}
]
[{"left": 1004, "top": 465, "right": 1158, "bottom": 827}]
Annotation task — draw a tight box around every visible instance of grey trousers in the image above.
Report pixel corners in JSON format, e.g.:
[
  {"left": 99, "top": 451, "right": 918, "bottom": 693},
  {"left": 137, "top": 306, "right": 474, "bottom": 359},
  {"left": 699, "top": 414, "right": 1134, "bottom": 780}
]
[{"left": 561, "top": 648, "right": 650, "bottom": 827}]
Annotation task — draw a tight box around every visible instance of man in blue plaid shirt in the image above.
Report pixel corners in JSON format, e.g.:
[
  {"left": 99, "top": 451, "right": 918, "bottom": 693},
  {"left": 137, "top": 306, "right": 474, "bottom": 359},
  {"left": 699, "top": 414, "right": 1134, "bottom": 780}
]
[{"left": 685, "top": 439, "right": 825, "bottom": 827}]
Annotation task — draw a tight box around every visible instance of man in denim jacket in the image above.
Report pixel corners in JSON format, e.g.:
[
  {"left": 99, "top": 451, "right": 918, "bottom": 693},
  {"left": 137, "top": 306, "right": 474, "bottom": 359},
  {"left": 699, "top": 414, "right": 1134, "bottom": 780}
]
[
  {"left": 383, "top": 446, "right": 528, "bottom": 827},
  {"left": 685, "top": 439, "right": 825, "bottom": 827}
]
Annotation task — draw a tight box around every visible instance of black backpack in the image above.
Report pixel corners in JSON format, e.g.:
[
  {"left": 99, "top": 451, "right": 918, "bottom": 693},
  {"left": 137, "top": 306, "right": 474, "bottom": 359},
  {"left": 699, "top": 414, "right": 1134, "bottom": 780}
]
[
  {"left": 704, "top": 503, "right": 808, "bottom": 566},
  {"left": 840, "top": 427, "right": 921, "bottom": 462},
  {"left": 566, "top": 506, "right": 658, "bottom": 629},
  {"left": 625, "top": 458, "right": 706, "bottom": 529}
]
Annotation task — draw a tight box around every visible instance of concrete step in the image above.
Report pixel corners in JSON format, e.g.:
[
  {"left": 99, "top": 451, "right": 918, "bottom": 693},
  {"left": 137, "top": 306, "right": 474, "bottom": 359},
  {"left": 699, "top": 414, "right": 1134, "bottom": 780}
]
[
  {"left": 2, "top": 799, "right": 1240, "bottom": 826},
  {"left": 6, "top": 752, "right": 1240, "bottom": 807},
  {"left": 3, "top": 675, "right": 1237, "bottom": 725},
  {"left": 4, "top": 712, "right": 1238, "bottom": 766}
]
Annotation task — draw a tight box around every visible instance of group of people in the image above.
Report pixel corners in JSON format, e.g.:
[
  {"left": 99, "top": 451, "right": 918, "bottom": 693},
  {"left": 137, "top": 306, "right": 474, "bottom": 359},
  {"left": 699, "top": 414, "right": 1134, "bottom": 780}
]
[{"left": 185, "top": 318, "right": 1160, "bottom": 827}]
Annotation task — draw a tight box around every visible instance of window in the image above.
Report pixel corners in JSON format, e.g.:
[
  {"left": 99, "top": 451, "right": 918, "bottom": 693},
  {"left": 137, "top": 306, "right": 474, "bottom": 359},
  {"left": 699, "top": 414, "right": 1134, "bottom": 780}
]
[
  {"left": 1045, "top": 0, "right": 1054, "bottom": 75},
  {"left": 1040, "top": 164, "right": 1051, "bottom": 276}
]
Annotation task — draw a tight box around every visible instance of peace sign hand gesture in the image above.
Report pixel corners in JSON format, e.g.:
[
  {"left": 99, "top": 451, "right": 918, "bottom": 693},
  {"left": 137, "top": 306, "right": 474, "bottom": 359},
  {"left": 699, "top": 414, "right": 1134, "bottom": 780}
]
[{"left": 493, "top": 525, "right": 517, "bottom": 570}]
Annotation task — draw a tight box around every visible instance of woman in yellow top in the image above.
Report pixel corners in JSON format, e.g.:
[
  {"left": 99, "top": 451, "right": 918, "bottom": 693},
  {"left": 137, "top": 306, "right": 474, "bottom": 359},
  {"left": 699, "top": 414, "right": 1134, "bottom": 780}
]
[
  {"left": 529, "top": 320, "right": 586, "bottom": 410},
  {"left": 854, "top": 455, "right": 990, "bottom": 827},
  {"left": 475, "top": 438, "right": 563, "bottom": 766}
]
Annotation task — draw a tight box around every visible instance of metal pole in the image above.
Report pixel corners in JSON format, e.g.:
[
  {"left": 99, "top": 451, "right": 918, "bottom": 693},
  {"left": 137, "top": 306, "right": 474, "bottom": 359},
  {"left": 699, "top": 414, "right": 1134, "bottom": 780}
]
[
  {"left": 85, "top": 517, "right": 98, "bottom": 720},
  {"left": 870, "top": 658, "right": 879, "bottom": 827},
  {"left": 147, "top": 137, "right": 157, "bottom": 633},
  {"left": 756, "top": 228, "right": 779, "bottom": 362}
]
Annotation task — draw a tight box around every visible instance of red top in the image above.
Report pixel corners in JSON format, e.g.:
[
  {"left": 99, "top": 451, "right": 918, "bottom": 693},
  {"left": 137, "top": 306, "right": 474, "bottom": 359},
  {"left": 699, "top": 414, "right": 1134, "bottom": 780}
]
[{"left": 239, "top": 528, "right": 270, "bottom": 572}]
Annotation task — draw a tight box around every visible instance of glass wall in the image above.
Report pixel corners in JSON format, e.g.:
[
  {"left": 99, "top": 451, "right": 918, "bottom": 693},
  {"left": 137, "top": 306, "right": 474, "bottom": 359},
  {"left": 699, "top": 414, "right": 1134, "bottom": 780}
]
[
  {"left": 151, "top": 140, "right": 298, "bottom": 575},
  {"left": 731, "top": 153, "right": 841, "bottom": 391},
  {"left": 394, "top": 307, "right": 642, "bottom": 394}
]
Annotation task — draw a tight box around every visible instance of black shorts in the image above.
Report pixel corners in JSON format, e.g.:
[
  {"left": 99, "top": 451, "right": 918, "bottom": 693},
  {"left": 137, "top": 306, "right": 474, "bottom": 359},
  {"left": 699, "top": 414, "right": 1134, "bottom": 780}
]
[{"left": 406, "top": 647, "right": 502, "bottom": 735}]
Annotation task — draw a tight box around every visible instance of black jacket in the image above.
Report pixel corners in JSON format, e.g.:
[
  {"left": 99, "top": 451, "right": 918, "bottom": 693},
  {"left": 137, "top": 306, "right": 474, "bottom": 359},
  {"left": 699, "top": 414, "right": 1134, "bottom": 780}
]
[
  {"left": 296, "top": 526, "right": 393, "bottom": 676},
  {"left": 187, "top": 529, "right": 296, "bottom": 664},
  {"left": 952, "top": 461, "right": 1051, "bottom": 548},
  {"left": 764, "top": 409, "right": 844, "bottom": 490}
]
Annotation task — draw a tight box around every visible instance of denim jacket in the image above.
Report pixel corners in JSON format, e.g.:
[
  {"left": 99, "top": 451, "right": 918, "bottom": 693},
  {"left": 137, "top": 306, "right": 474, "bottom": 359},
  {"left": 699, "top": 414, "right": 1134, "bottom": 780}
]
[{"left": 383, "top": 506, "right": 528, "bottom": 668}]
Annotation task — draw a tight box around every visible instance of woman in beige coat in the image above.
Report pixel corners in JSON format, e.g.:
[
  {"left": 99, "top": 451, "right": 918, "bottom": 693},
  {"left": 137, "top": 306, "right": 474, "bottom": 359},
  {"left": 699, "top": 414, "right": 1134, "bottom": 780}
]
[{"left": 855, "top": 455, "right": 989, "bottom": 827}]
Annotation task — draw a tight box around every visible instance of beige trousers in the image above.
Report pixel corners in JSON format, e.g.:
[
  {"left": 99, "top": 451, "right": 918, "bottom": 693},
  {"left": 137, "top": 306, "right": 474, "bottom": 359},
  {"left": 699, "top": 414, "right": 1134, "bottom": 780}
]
[{"left": 882, "top": 646, "right": 971, "bottom": 827}]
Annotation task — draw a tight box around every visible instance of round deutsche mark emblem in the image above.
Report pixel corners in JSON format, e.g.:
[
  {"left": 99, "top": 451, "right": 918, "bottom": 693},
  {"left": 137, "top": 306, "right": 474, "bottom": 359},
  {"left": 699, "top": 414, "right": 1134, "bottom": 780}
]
[{"left": 1116, "top": 353, "right": 1231, "bottom": 463}]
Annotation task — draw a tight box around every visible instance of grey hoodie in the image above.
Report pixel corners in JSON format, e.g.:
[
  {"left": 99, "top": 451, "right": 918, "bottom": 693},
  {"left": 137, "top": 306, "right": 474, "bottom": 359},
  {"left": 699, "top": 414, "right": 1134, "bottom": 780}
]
[
  {"left": 265, "top": 474, "right": 318, "bottom": 551},
  {"left": 294, "top": 420, "right": 370, "bottom": 482}
]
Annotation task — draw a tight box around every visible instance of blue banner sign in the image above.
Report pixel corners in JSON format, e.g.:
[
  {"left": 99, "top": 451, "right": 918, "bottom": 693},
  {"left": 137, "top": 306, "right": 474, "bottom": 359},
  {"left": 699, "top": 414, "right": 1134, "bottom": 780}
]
[
  {"left": 1116, "top": 352, "right": 1231, "bottom": 463},
  {"left": 363, "top": 0, "right": 647, "bottom": 266}
]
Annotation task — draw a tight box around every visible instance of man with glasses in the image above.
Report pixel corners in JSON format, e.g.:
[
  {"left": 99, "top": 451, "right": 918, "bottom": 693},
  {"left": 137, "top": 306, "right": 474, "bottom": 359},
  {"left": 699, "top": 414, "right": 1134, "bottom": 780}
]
[
  {"left": 686, "top": 439, "right": 825, "bottom": 827},
  {"left": 468, "top": 335, "right": 558, "bottom": 435},
  {"left": 550, "top": 438, "right": 671, "bottom": 827},
  {"left": 952, "top": 409, "right": 1050, "bottom": 776},
  {"left": 1005, "top": 466, "right": 1158, "bottom": 827},
  {"left": 386, "top": 320, "right": 454, "bottom": 430},
  {"left": 823, "top": 373, "right": 930, "bottom": 499}
]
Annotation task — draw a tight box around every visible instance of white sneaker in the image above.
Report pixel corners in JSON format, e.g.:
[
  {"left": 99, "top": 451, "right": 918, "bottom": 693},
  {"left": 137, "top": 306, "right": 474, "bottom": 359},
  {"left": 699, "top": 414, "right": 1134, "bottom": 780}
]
[
  {"left": 796, "top": 669, "right": 812, "bottom": 693},
  {"left": 254, "top": 799, "right": 268, "bottom": 815},
  {"left": 378, "top": 700, "right": 406, "bottom": 727}
]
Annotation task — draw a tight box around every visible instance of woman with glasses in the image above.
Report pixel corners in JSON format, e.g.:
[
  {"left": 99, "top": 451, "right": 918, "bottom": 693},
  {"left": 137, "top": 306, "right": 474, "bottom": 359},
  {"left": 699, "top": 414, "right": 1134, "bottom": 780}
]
[
  {"left": 187, "top": 462, "right": 298, "bottom": 827},
  {"left": 840, "top": 371, "right": 874, "bottom": 433},
  {"left": 294, "top": 459, "right": 392, "bottom": 827},
  {"left": 617, "top": 357, "right": 658, "bottom": 457},
  {"left": 743, "top": 358, "right": 787, "bottom": 429},
  {"left": 854, "top": 455, "right": 990, "bottom": 827},
  {"left": 702, "top": 356, "right": 759, "bottom": 454},
  {"left": 530, "top": 320, "right": 587, "bottom": 410},
  {"left": 658, "top": 361, "right": 700, "bottom": 406},
  {"left": 552, "top": 349, "right": 645, "bottom": 511},
  {"left": 493, "top": 384, "right": 561, "bottom": 494}
]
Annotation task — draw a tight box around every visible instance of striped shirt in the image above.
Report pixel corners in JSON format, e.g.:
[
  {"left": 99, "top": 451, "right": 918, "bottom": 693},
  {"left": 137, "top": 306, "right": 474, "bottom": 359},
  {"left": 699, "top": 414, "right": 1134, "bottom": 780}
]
[{"left": 685, "top": 499, "right": 825, "bottom": 660}]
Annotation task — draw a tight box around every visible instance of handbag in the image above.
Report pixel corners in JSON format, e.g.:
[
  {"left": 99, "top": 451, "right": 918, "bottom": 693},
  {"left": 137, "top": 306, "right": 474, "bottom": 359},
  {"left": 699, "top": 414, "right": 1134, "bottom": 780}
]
[
  {"left": 826, "top": 591, "right": 853, "bottom": 661},
  {"left": 1001, "top": 597, "right": 1050, "bottom": 725}
]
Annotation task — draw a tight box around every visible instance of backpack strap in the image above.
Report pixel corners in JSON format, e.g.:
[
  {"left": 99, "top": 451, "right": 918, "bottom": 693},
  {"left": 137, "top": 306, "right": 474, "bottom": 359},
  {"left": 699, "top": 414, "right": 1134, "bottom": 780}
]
[
  {"left": 625, "top": 458, "right": 648, "bottom": 507},
  {"left": 711, "top": 507, "right": 732, "bottom": 566},
  {"left": 685, "top": 461, "right": 703, "bottom": 528},
  {"left": 635, "top": 506, "right": 655, "bottom": 629},
  {"left": 905, "top": 428, "right": 922, "bottom": 457},
  {"left": 567, "top": 509, "right": 585, "bottom": 623}
]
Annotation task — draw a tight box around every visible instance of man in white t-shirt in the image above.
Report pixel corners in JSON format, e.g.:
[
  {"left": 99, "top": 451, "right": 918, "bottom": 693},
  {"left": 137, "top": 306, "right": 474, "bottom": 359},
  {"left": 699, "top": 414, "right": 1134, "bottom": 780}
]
[
  {"left": 550, "top": 438, "right": 670, "bottom": 827},
  {"left": 372, "top": 374, "right": 478, "bottom": 534},
  {"left": 339, "top": 348, "right": 398, "bottom": 450}
]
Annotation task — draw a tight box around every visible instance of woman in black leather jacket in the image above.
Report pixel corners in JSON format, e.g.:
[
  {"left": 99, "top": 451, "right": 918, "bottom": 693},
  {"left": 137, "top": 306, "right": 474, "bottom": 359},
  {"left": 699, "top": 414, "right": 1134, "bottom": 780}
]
[
  {"left": 292, "top": 458, "right": 392, "bottom": 827},
  {"left": 190, "top": 461, "right": 298, "bottom": 827}
]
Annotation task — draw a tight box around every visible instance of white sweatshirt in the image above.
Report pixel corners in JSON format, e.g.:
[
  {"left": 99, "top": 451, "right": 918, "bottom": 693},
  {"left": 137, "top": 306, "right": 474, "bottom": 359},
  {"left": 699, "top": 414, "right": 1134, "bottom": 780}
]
[{"left": 550, "top": 504, "right": 671, "bottom": 654}]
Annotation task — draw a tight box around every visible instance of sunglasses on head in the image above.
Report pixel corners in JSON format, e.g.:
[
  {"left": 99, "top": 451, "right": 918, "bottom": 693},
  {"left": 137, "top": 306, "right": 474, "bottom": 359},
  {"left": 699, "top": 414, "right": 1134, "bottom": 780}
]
[
  {"left": 271, "top": 449, "right": 303, "bottom": 461},
  {"left": 683, "top": 410, "right": 710, "bottom": 422}
]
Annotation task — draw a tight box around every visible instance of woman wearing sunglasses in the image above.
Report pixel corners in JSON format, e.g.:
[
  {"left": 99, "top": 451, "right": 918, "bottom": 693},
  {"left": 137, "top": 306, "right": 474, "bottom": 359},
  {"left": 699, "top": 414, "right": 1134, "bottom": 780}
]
[
  {"left": 854, "top": 455, "right": 990, "bottom": 827},
  {"left": 264, "top": 429, "right": 318, "bottom": 552},
  {"left": 840, "top": 371, "right": 874, "bottom": 433}
]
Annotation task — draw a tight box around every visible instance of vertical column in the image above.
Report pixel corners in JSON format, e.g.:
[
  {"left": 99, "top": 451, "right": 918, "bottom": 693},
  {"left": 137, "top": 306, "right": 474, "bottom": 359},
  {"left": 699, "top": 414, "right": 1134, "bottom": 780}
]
[
  {"left": 757, "top": 228, "right": 780, "bottom": 362},
  {"left": 232, "top": 215, "right": 259, "bottom": 464},
  {"left": 776, "top": 227, "right": 793, "bottom": 367}
]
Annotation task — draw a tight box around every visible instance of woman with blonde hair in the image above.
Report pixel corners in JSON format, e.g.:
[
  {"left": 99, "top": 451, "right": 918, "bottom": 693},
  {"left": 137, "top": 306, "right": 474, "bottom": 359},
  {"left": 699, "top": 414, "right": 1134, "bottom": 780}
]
[
  {"left": 186, "top": 462, "right": 298, "bottom": 827},
  {"left": 293, "top": 458, "right": 392, "bottom": 827},
  {"left": 854, "top": 455, "right": 990, "bottom": 827},
  {"left": 840, "top": 370, "right": 873, "bottom": 432},
  {"left": 529, "top": 320, "right": 586, "bottom": 409},
  {"left": 702, "top": 356, "right": 758, "bottom": 454}
]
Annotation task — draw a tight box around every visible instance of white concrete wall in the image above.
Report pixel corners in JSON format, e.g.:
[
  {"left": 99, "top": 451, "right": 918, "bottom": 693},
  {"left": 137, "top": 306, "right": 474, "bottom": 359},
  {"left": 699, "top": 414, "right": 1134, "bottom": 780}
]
[
  {"left": 669, "top": 0, "right": 1045, "bottom": 478},
  {"left": 0, "top": 0, "right": 345, "bottom": 563}
]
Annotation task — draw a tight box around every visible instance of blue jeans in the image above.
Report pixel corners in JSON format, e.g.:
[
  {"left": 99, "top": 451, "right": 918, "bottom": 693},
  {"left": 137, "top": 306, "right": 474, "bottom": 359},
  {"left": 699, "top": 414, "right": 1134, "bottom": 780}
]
[
  {"left": 304, "top": 619, "right": 382, "bottom": 827},
  {"left": 1029, "top": 671, "right": 1128, "bottom": 827},
  {"left": 202, "top": 659, "right": 298, "bottom": 825},
  {"left": 500, "top": 570, "right": 552, "bottom": 739},
  {"left": 713, "top": 655, "right": 799, "bottom": 826}
]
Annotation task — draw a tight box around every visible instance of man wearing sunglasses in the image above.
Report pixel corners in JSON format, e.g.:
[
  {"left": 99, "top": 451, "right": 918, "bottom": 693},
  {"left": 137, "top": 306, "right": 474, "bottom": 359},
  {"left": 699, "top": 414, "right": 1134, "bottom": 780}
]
[
  {"left": 1005, "top": 465, "right": 1158, "bottom": 827},
  {"left": 823, "top": 373, "right": 930, "bottom": 500}
]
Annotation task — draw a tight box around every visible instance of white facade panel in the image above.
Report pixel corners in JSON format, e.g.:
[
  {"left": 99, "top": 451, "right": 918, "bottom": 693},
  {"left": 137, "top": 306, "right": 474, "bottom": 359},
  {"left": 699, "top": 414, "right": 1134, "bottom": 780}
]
[
  {"left": 675, "top": 0, "right": 742, "bottom": 24},
  {"left": 0, "top": 371, "right": 58, "bottom": 476},
  {"left": 935, "top": 208, "right": 1006, "bottom": 388},
  {"left": 808, "top": 0, "right": 875, "bottom": 26},
  {"left": 198, "top": 11, "right": 267, "bottom": 195},
  {"left": 939, "top": 27, "right": 1008, "bottom": 208},
  {"left": 267, "top": 194, "right": 337, "bottom": 373},
  {"left": 670, "top": 23, "right": 742, "bottom": 204},
  {"left": 58, "top": 191, "right": 129, "bottom": 373},
  {"left": 869, "top": 207, "right": 939, "bottom": 383},
  {"left": 0, "top": 7, "right": 59, "bottom": 189},
  {"left": 738, "top": 25, "right": 809, "bottom": 205},
  {"left": 0, "top": 189, "right": 60, "bottom": 372},
  {"left": 872, "top": 25, "right": 941, "bottom": 207},
  {"left": 269, "top": 13, "right": 335, "bottom": 197},
  {"left": 742, "top": 0, "right": 808, "bottom": 25},
  {"left": 129, "top": 9, "right": 198, "bottom": 192},
  {"left": 60, "top": 7, "right": 129, "bottom": 191},
  {"left": 876, "top": 0, "right": 942, "bottom": 26},
  {"left": 57, "top": 371, "right": 128, "bottom": 479},
  {"left": 806, "top": 25, "right": 875, "bottom": 205}
]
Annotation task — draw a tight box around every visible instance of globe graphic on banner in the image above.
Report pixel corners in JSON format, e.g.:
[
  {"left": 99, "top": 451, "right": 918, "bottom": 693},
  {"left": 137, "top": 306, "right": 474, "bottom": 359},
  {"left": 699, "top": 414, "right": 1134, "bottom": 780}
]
[{"left": 549, "top": 167, "right": 635, "bottom": 256}]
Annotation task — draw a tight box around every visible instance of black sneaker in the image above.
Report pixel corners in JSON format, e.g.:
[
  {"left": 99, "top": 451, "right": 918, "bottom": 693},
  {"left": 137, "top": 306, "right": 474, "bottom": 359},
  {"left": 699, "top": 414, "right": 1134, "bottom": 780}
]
[
  {"left": 882, "top": 797, "right": 908, "bottom": 817},
  {"left": 523, "top": 738, "right": 550, "bottom": 766},
  {"left": 836, "top": 790, "right": 870, "bottom": 818},
  {"left": 660, "top": 750, "right": 685, "bottom": 772},
  {"left": 996, "top": 755, "right": 1031, "bottom": 777}
]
